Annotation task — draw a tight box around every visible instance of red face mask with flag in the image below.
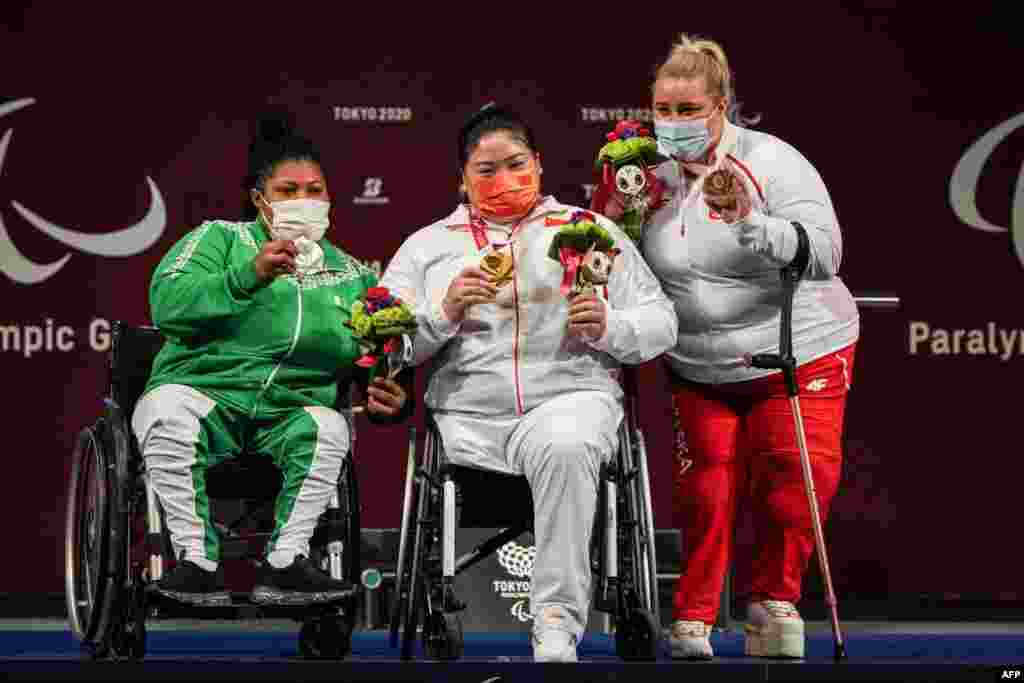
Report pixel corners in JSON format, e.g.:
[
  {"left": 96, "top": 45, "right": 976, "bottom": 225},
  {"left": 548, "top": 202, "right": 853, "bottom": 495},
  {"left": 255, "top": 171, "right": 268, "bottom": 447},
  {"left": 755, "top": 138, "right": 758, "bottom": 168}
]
[{"left": 470, "top": 169, "right": 540, "bottom": 219}]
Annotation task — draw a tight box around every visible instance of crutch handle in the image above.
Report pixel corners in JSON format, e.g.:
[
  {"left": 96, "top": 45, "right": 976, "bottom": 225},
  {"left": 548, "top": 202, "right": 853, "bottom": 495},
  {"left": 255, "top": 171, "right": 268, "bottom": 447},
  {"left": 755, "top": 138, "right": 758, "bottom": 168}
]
[
  {"left": 748, "top": 353, "right": 799, "bottom": 397},
  {"left": 749, "top": 223, "right": 809, "bottom": 398}
]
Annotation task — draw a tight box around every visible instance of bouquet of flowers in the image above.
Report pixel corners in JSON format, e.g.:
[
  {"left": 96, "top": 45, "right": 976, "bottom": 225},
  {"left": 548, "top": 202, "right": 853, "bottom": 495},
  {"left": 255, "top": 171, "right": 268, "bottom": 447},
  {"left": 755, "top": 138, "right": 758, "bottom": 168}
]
[
  {"left": 346, "top": 287, "right": 417, "bottom": 381},
  {"left": 548, "top": 210, "right": 621, "bottom": 297},
  {"left": 589, "top": 120, "right": 669, "bottom": 243}
]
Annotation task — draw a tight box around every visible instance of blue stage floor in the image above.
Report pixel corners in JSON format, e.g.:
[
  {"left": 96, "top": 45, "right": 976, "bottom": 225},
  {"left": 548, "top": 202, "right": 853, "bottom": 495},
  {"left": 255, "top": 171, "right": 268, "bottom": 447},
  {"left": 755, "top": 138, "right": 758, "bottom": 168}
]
[{"left": 2, "top": 621, "right": 1022, "bottom": 681}]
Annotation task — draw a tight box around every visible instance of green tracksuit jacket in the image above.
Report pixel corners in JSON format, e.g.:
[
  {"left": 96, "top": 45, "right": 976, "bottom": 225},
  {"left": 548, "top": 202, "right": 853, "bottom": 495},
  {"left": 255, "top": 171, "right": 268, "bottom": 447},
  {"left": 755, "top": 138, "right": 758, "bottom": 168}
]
[{"left": 144, "top": 219, "right": 378, "bottom": 415}]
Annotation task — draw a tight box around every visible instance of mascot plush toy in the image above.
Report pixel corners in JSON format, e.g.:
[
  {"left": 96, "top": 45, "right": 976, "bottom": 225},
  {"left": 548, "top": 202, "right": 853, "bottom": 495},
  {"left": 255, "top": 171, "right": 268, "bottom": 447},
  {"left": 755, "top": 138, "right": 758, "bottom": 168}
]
[
  {"left": 548, "top": 210, "right": 621, "bottom": 298},
  {"left": 589, "top": 120, "right": 669, "bottom": 244}
]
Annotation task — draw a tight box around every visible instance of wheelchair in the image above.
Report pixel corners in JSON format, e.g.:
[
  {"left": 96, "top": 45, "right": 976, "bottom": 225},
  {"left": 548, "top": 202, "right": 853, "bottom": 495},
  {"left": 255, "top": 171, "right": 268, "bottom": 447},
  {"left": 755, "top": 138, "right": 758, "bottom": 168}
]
[
  {"left": 389, "top": 369, "right": 662, "bottom": 661},
  {"left": 64, "top": 321, "right": 364, "bottom": 661}
]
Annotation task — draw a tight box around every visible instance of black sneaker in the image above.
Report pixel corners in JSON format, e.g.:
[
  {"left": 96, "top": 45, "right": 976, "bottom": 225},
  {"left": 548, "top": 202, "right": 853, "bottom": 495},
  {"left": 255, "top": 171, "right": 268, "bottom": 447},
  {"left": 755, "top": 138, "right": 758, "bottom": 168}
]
[
  {"left": 148, "top": 560, "right": 231, "bottom": 607},
  {"left": 251, "top": 555, "right": 354, "bottom": 605}
]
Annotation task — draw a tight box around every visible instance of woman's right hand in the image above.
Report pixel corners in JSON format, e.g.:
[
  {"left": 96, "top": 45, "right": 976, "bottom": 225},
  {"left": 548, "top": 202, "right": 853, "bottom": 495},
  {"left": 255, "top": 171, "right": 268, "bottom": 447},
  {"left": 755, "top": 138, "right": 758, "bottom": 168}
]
[
  {"left": 442, "top": 265, "right": 498, "bottom": 323},
  {"left": 253, "top": 239, "right": 298, "bottom": 282}
]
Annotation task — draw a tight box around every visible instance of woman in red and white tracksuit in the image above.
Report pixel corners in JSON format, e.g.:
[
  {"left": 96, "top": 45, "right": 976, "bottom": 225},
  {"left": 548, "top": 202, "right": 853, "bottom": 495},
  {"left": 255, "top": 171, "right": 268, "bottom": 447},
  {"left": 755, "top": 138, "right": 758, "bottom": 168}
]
[{"left": 629, "top": 34, "right": 858, "bottom": 659}]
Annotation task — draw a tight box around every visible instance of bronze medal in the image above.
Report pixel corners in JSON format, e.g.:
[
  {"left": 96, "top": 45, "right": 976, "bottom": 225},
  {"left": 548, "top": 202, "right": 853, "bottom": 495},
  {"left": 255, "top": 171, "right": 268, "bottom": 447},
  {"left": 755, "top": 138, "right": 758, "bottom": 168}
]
[{"left": 704, "top": 168, "right": 740, "bottom": 211}]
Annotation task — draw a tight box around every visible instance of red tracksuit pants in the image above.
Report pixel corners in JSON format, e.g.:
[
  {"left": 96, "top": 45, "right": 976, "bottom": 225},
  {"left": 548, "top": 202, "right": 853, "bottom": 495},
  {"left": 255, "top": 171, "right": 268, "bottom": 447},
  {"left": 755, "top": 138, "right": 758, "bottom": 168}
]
[{"left": 671, "top": 343, "right": 856, "bottom": 624}]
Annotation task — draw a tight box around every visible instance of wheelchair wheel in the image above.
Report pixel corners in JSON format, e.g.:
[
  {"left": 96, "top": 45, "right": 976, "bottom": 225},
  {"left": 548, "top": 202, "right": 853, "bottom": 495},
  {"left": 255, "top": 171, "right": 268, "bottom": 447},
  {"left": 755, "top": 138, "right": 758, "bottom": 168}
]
[
  {"left": 65, "top": 423, "right": 119, "bottom": 652},
  {"left": 615, "top": 607, "right": 660, "bottom": 661},
  {"left": 399, "top": 480, "right": 429, "bottom": 660},
  {"left": 632, "top": 429, "right": 661, "bottom": 628},
  {"left": 298, "top": 614, "right": 353, "bottom": 660},
  {"left": 343, "top": 460, "right": 361, "bottom": 586},
  {"left": 423, "top": 611, "right": 463, "bottom": 661},
  {"left": 399, "top": 427, "right": 437, "bottom": 660},
  {"left": 389, "top": 428, "right": 418, "bottom": 650}
]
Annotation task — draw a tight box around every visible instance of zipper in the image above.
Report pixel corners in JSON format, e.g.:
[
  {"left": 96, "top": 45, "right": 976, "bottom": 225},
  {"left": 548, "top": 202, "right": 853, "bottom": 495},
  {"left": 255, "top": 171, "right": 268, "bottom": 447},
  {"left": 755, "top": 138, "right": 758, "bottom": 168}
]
[
  {"left": 469, "top": 209, "right": 530, "bottom": 415},
  {"left": 510, "top": 244, "right": 524, "bottom": 415},
  {"left": 250, "top": 278, "right": 304, "bottom": 418}
]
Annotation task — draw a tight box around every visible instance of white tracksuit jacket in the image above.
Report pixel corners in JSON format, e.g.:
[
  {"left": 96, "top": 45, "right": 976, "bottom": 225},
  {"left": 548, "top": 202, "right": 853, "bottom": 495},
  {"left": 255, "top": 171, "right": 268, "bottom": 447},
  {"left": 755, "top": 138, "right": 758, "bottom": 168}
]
[
  {"left": 380, "top": 196, "right": 676, "bottom": 632},
  {"left": 381, "top": 196, "right": 678, "bottom": 418},
  {"left": 642, "top": 120, "right": 859, "bottom": 384}
]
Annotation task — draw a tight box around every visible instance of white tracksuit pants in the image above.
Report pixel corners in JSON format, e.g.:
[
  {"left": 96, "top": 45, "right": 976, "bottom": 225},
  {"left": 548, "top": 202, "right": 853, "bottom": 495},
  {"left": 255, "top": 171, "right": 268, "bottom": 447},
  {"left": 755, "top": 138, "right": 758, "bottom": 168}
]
[{"left": 434, "top": 390, "right": 623, "bottom": 637}]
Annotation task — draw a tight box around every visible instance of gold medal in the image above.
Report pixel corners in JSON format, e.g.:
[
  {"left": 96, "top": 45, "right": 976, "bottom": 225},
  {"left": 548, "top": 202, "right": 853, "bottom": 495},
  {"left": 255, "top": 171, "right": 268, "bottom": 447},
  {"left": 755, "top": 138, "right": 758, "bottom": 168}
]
[{"left": 480, "top": 249, "right": 514, "bottom": 287}]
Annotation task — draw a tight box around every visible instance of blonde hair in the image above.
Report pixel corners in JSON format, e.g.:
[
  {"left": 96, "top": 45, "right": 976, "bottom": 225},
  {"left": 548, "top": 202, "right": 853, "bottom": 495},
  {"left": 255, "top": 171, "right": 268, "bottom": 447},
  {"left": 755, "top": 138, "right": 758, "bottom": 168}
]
[{"left": 654, "top": 33, "right": 760, "bottom": 127}]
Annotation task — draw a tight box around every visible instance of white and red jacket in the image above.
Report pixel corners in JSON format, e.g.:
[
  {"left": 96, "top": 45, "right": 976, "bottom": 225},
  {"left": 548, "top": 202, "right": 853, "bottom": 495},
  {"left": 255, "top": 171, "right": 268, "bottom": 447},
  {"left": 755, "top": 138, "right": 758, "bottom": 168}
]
[
  {"left": 380, "top": 196, "right": 678, "bottom": 417},
  {"left": 642, "top": 120, "right": 859, "bottom": 384}
]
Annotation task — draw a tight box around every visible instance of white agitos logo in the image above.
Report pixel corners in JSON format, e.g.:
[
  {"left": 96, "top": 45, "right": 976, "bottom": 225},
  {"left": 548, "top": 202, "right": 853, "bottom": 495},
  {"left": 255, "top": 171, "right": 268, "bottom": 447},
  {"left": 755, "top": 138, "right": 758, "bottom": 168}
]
[
  {"left": 496, "top": 541, "right": 535, "bottom": 579},
  {"left": 950, "top": 112, "right": 1024, "bottom": 266},
  {"left": 0, "top": 98, "right": 167, "bottom": 284}
]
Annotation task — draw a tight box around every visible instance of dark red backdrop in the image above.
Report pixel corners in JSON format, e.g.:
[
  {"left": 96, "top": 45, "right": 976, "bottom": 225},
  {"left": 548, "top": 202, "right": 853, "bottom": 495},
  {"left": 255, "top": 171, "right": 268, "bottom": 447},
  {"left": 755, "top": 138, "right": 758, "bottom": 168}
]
[{"left": 2, "top": 4, "right": 1021, "bottom": 603}]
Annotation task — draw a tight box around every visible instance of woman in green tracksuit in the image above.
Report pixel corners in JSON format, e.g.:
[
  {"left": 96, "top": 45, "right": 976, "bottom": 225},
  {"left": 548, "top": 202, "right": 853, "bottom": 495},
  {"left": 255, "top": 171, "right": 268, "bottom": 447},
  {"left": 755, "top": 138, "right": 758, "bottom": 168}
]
[{"left": 131, "top": 113, "right": 410, "bottom": 606}]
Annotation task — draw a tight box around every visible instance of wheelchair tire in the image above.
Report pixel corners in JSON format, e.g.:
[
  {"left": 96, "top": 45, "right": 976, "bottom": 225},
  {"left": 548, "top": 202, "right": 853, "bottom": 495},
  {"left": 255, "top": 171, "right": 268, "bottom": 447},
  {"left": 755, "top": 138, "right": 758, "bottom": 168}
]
[
  {"left": 423, "top": 612, "right": 463, "bottom": 661},
  {"left": 614, "top": 607, "right": 660, "bottom": 661},
  {"left": 390, "top": 439, "right": 419, "bottom": 651},
  {"left": 400, "top": 454, "right": 434, "bottom": 661},
  {"left": 343, "top": 462, "right": 361, "bottom": 586},
  {"left": 632, "top": 429, "right": 661, "bottom": 630},
  {"left": 298, "top": 614, "right": 352, "bottom": 660},
  {"left": 65, "top": 423, "right": 117, "bottom": 648}
]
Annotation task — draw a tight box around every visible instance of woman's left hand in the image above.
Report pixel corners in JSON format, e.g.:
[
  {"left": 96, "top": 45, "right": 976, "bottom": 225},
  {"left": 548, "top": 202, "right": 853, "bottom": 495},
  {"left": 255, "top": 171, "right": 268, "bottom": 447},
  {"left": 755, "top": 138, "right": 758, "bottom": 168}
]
[
  {"left": 367, "top": 377, "right": 407, "bottom": 416},
  {"left": 567, "top": 292, "right": 607, "bottom": 341}
]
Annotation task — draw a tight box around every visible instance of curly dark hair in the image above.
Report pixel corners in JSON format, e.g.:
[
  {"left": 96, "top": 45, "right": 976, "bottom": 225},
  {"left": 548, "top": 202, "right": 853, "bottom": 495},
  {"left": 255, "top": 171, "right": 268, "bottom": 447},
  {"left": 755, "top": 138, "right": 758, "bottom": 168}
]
[{"left": 242, "top": 108, "right": 323, "bottom": 219}]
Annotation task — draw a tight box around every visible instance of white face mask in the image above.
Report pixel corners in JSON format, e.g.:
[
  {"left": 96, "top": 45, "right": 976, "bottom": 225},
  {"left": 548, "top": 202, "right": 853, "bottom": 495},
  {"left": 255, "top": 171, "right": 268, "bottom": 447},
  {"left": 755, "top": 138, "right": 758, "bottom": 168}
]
[
  {"left": 258, "top": 195, "right": 330, "bottom": 243},
  {"left": 256, "top": 194, "right": 330, "bottom": 274}
]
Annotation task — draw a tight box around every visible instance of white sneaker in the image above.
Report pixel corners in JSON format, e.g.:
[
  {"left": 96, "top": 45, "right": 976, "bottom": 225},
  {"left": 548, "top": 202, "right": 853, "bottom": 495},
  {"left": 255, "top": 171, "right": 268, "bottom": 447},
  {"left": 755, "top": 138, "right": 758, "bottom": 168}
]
[
  {"left": 744, "top": 600, "right": 805, "bottom": 658},
  {"left": 669, "top": 620, "right": 714, "bottom": 660},
  {"left": 531, "top": 606, "right": 579, "bottom": 663}
]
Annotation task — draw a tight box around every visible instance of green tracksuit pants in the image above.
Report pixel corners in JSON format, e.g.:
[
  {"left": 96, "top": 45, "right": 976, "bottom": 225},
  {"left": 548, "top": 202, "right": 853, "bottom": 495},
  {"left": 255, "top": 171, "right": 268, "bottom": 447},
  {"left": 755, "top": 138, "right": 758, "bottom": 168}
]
[{"left": 132, "top": 383, "right": 349, "bottom": 569}]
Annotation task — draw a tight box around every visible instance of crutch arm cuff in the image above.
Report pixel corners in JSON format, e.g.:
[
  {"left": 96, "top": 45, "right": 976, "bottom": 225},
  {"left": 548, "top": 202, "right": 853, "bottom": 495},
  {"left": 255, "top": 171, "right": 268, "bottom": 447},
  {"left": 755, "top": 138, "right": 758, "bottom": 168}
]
[{"left": 785, "top": 222, "right": 811, "bottom": 279}]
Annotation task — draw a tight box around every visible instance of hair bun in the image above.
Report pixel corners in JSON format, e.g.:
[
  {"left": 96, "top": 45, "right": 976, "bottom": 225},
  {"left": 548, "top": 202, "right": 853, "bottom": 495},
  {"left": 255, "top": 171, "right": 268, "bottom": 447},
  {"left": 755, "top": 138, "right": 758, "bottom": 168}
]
[{"left": 254, "top": 108, "right": 297, "bottom": 144}]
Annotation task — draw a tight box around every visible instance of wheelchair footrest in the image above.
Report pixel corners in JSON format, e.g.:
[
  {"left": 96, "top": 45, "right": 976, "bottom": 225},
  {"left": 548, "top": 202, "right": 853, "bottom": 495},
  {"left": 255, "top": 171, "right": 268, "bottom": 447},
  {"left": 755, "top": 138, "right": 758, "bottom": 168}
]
[
  {"left": 146, "top": 589, "right": 358, "bottom": 617},
  {"left": 592, "top": 579, "right": 624, "bottom": 615},
  {"left": 593, "top": 596, "right": 619, "bottom": 615},
  {"left": 250, "top": 586, "right": 359, "bottom": 607}
]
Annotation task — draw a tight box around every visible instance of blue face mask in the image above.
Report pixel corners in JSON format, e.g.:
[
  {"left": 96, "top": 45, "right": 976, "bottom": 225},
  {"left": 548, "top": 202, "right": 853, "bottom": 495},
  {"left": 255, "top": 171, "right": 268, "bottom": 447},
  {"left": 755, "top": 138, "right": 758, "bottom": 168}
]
[{"left": 655, "top": 113, "right": 716, "bottom": 162}]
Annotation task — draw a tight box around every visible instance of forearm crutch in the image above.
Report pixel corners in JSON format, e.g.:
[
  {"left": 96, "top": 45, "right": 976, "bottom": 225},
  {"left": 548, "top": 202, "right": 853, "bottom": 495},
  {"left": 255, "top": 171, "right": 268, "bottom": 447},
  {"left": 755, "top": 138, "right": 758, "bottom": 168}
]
[{"left": 748, "top": 222, "right": 847, "bottom": 662}]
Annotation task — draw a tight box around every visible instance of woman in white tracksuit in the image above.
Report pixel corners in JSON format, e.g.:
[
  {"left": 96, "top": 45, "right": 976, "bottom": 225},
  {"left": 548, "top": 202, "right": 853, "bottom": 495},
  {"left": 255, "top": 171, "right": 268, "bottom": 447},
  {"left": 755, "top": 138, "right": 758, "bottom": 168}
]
[{"left": 379, "top": 104, "right": 677, "bottom": 662}]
